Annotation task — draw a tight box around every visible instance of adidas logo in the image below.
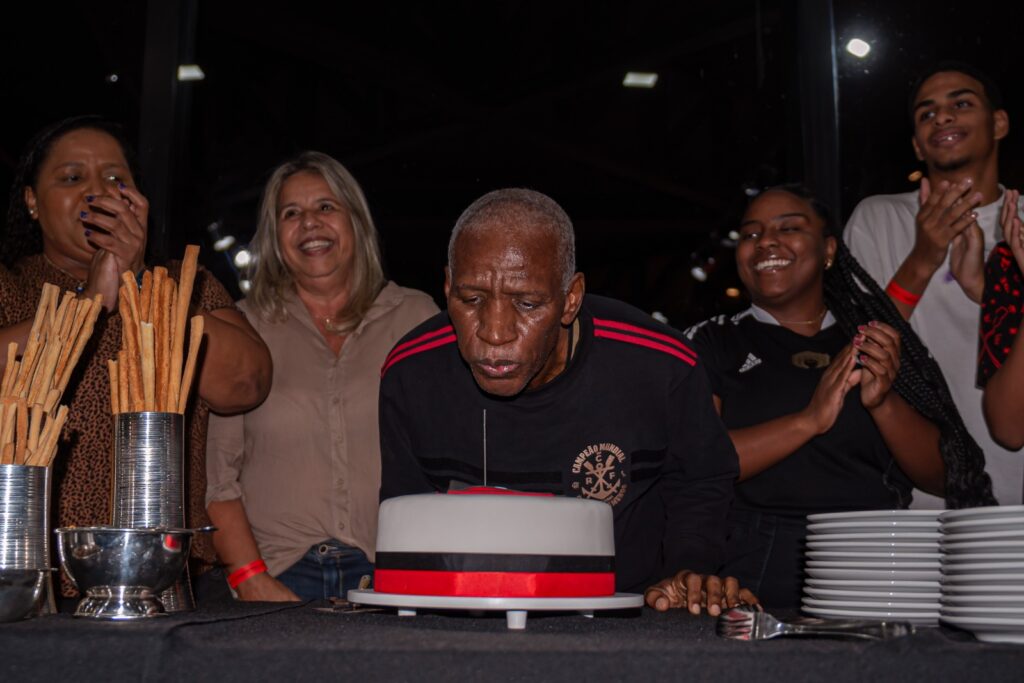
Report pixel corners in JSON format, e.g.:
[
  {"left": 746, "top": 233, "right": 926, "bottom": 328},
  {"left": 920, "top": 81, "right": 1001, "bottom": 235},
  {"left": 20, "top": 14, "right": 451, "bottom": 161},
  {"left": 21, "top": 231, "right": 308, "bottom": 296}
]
[{"left": 738, "top": 353, "right": 762, "bottom": 373}]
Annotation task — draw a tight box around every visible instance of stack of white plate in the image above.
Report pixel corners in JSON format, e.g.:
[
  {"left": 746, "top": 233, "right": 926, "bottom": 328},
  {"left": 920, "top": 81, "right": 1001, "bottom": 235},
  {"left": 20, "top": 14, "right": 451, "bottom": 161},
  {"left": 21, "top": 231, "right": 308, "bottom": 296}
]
[
  {"left": 802, "top": 510, "right": 942, "bottom": 625},
  {"left": 939, "top": 505, "right": 1024, "bottom": 643}
]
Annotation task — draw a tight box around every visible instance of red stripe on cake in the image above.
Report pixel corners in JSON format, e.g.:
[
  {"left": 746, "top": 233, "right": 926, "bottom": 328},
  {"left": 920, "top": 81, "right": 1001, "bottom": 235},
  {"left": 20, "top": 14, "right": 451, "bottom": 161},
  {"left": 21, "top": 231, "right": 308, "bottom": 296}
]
[
  {"left": 593, "top": 329, "right": 696, "bottom": 366},
  {"left": 383, "top": 325, "right": 455, "bottom": 367},
  {"left": 592, "top": 317, "right": 698, "bottom": 360},
  {"left": 381, "top": 333, "right": 457, "bottom": 376},
  {"left": 374, "top": 569, "right": 615, "bottom": 597}
]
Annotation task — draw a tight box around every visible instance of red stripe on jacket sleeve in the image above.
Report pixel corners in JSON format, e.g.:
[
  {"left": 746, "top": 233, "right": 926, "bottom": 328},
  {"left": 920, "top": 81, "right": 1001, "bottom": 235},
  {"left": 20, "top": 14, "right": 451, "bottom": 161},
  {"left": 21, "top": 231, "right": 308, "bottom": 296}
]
[
  {"left": 593, "top": 329, "right": 696, "bottom": 366},
  {"left": 383, "top": 325, "right": 455, "bottom": 368},
  {"left": 381, "top": 334, "right": 457, "bottom": 376},
  {"left": 592, "top": 317, "right": 698, "bottom": 361}
]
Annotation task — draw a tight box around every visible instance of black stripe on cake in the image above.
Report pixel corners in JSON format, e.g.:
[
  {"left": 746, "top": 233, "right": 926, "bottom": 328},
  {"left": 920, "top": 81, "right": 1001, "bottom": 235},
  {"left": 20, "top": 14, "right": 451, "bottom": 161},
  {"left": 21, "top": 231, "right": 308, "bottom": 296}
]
[{"left": 375, "top": 552, "right": 614, "bottom": 573}]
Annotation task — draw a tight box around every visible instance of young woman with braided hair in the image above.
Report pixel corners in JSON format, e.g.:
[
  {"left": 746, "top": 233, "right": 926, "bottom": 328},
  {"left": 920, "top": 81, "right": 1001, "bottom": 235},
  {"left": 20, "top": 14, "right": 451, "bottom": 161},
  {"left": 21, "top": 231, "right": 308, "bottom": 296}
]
[{"left": 686, "top": 185, "right": 994, "bottom": 607}]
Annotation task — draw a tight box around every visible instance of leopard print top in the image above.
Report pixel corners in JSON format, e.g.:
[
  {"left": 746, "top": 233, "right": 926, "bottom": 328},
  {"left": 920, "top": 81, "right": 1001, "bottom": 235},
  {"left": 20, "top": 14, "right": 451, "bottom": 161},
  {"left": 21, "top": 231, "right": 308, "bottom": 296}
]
[{"left": 0, "top": 254, "right": 234, "bottom": 594}]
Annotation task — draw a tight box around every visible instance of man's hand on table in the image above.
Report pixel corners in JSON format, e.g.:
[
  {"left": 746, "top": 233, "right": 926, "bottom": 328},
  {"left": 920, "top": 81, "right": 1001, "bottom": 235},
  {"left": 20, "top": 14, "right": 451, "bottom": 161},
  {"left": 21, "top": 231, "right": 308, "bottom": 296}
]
[
  {"left": 235, "top": 572, "right": 302, "bottom": 602},
  {"left": 644, "top": 570, "right": 759, "bottom": 615}
]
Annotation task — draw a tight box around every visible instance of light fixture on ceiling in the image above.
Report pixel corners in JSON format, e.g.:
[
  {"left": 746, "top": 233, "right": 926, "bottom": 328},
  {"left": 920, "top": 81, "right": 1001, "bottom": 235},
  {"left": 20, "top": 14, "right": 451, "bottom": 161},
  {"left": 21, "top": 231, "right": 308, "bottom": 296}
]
[
  {"left": 177, "top": 64, "right": 206, "bottom": 81},
  {"left": 623, "top": 72, "right": 658, "bottom": 88},
  {"left": 725, "top": 287, "right": 742, "bottom": 298},
  {"left": 213, "top": 235, "right": 236, "bottom": 252},
  {"left": 105, "top": 73, "right": 119, "bottom": 84},
  {"left": 238, "top": 279, "right": 252, "bottom": 294},
  {"left": 845, "top": 38, "right": 871, "bottom": 59}
]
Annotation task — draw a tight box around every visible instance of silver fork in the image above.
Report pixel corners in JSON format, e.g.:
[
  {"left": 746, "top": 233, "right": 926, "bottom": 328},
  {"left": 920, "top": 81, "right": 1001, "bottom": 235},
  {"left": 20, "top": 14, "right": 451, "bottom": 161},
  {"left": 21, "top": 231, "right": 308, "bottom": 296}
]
[{"left": 716, "top": 604, "right": 915, "bottom": 641}]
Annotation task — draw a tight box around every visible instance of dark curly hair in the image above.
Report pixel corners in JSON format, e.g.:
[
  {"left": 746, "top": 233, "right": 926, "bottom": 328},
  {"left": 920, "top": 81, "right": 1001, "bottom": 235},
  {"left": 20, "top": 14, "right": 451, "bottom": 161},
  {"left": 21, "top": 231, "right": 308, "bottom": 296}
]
[
  {"left": 3, "top": 115, "right": 140, "bottom": 268},
  {"left": 761, "top": 184, "right": 995, "bottom": 509}
]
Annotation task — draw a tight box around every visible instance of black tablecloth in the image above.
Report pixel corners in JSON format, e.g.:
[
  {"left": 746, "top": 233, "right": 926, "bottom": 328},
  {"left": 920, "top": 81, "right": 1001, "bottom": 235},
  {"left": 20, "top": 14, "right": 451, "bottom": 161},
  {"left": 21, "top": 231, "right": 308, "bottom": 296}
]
[{"left": 1, "top": 601, "right": 1021, "bottom": 682}]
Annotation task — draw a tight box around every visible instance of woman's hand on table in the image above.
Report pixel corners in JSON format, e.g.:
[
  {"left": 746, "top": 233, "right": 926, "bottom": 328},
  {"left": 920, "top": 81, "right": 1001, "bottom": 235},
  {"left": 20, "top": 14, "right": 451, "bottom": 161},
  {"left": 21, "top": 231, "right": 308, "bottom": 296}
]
[
  {"left": 644, "top": 570, "right": 759, "bottom": 615},
  {"left": 235, "top": 572, "right": 302, "bottom": 602},
  {"left": 800, "top": 344, "right": 859, "bottom": 435},
  {"left": 80, "top": 184, "right": 148, "bottom": 311},
  {"left": 855, "top": 321, "right": 901, "bottom": 410}
]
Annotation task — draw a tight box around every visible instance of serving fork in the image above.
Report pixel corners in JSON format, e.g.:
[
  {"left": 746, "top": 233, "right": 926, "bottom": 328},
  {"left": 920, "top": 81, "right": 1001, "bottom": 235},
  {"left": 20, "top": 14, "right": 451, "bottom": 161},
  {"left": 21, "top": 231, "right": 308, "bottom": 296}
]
[{"left": 716, "top": 604, "right": 915, "bottom": 641}]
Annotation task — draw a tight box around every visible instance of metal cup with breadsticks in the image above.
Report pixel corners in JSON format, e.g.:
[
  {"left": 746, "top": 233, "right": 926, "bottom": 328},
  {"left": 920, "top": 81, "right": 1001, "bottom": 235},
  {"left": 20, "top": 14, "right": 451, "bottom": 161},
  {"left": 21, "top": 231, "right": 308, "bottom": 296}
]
[
  {"left": 0, "top": 284, "right": 103, "bottom": 467},
  {"left": 107, "top": 245, "right": 205, "bottom": 416}
]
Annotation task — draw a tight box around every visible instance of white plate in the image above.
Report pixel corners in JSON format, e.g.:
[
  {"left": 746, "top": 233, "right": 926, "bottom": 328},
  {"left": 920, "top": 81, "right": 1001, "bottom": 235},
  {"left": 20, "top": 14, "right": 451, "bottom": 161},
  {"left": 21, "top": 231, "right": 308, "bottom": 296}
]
[
  {"left": 807, "top": 551, "right": 942, "bottom": 561},
  {"left": 807, "top": 510, "right": 941, "bottom": 523},
  {"left": 941, "top": 583, "right": 1024, "bottom": 594},
  {"left": 940, "top": 561, "right": 1024, "bottom": 574},
  {"left": 807, "top": 567, "right": 942, "bottom": 581},
  {"left": 806, "top": 531, "right": 941, "bottom": 542},
  {"left": 938, "top": 529, "right": 1024, "bottom": 543},
  {"left": 940, "top": 615, "right": 1024, "bottom": 643},
  {"left": 807, "top": 541, "right": 939, "bottom": 552},
  {"left": 942, "top": 552, "right": 1024, "bottom": 563},
  {"left": 804, "top": 586, "right": 940, "bottom": 601},
  {"left": 940, "top": 505, "right": 1024, "bottom": 522},
  {"left": 807, "top": 521, "right": 940, "bottom": 533},
  {"left": 940, "top": 605, "right": 1024, "bottom": 616},
  {"left": 941, "top": 595, "right": 1024, "bottom": 606},
  {"left": 805, "top": 578, "right": 940, "bottom": 592},
  {"left": 807, "top": 560, "right": 941, "bottom": 569},
  {"left": 941, "top": 573, "right": 1024, "bottom": 585},
  {"left": 803, "top": 605, "right": 938, "bottom": 624},
  {"left": 940, "top": 540, "right": 1024, "bottom": 553},
  {"left": 803, "top": 597, "right": 939, "bottom": 610},
  {"left": 941, "top": 518, "right": 1024, "bottom": 533}
]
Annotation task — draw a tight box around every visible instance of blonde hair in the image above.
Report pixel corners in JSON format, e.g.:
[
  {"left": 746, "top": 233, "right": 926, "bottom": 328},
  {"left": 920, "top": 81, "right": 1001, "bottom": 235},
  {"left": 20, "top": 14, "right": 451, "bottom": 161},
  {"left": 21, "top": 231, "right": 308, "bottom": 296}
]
[{"left": 248, "top": 151, "right": 385, "bottom": 331}]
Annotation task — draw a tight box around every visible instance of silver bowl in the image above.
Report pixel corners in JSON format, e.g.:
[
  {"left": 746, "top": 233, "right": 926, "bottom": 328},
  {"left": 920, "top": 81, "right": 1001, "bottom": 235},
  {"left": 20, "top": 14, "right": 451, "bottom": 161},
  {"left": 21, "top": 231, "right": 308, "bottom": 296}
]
[
  {"left": 55, "top": 527, "right": 194, "bottom": 620},
  {"left": 0, "top": 569, "right": 48, "bottom": 622}
]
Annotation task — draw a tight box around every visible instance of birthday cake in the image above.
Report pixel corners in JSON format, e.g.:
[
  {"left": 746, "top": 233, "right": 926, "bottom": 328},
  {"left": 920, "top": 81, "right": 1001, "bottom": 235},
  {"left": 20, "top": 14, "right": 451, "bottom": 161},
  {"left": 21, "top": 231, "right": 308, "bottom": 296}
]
[{"left": 373, "top": 490, "right": 616, "bottom": 598}]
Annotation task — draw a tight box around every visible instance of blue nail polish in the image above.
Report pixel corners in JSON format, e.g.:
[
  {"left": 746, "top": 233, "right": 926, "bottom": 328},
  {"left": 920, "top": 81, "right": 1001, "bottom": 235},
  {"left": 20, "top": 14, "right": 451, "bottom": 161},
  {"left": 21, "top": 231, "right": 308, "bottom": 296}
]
[
  {"left": 118, "top": 182, "right": 126, "bottom": 190},
  {"left": 84, "top": 229, "right": 92, "bottom": 236},
  {"left": 79, "top": 210, "right": 88, "bottom": 218},
  {"left": 85, "top": 195, "right": 94, "bottom": 203}
]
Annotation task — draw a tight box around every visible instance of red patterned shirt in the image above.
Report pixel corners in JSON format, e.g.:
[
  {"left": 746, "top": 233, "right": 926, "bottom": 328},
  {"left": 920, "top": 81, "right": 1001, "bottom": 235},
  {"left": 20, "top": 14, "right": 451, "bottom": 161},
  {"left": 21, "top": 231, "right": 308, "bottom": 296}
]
[{"left": 978, "top": 242, "right": 1023, "bottom": 387}]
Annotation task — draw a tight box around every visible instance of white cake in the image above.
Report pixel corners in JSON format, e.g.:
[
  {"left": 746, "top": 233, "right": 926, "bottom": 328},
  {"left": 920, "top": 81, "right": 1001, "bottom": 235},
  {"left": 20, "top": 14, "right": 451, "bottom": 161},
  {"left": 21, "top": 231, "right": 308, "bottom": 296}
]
[{"left": 373, "top": 490, "right": 616, "bottom": 598}]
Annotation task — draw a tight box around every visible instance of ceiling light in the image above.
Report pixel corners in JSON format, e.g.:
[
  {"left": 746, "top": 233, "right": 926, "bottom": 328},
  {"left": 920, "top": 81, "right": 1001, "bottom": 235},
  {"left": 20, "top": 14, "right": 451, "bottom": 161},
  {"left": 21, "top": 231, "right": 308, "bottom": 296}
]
[
  {"left": 908, "top": 170, "right": 924, "bottom": 183},
  {"left": 623, "top": 72, "right": 658, "bottom": 88},
  {"left": 727, "top": 230, "right": 741, "bottom": 241},
  {"left": 233, "top": 248, "right": 252, "bottom": 268},
  {"left": 238, "top": 279, "right": 252, "bottom": 294},
  {"left": 690, "top": 265, "right": 708, "bottom": 282},
  {"left": 651, "top": 311, "right": 668, "bottom": 324},
  {"left": 845, "top": 38, "right": 871, "bottom": 59},
  {"left": 105, "top": 73, "right": 119, "bottom": 84},
  {"left": 177, "top": 64, "right": 206, "bottom": 81},
  {"left": 213, "top": 235, "right": 236, "bottom": 252},
  {"left": 725, "top": 287, "right": 741, "bottom": 298}
]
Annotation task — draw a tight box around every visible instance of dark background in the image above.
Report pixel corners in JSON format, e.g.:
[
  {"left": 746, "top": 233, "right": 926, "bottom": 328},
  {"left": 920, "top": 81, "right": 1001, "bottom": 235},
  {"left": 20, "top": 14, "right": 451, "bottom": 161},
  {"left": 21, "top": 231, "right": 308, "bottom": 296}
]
[{"left": 2, "top": 1, "right": 1021, "bottom": 328}]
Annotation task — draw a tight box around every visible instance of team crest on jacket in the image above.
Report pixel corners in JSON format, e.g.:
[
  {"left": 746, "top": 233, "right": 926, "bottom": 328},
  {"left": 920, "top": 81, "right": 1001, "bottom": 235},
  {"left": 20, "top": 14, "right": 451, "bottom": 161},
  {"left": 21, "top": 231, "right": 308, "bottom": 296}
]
[{"left": 570, "top": 442, "right": 628, "bottom": 506}]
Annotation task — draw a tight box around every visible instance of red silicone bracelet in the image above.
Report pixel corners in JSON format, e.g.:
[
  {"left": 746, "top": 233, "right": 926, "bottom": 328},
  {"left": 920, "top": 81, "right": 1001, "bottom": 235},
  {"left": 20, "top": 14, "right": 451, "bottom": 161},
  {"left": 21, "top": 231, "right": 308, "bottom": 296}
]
[
  {"left": 886, "top": 280, "right": 922, "bottom": 306},
  {"left": 227, "top": 559, "right": 268, "bottom": 588}
]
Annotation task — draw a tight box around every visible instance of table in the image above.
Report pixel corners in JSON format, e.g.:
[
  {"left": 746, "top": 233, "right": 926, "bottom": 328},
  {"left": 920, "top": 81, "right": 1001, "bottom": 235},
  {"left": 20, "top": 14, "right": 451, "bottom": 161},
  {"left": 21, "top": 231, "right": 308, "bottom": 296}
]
[{"left": 1, "top": 601, "right": 1021, "bottom": 682}]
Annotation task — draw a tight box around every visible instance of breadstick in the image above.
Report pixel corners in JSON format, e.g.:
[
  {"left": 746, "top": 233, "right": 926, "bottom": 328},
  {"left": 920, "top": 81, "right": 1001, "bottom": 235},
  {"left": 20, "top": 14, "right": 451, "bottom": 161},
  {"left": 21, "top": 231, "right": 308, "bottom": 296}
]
[
  {"left": 52, "top": 291, "right": 76, "bottom": 341},
  {"left": 15, "top": 399, "right": 28, "bottom": 464},
  {"left": 32, "top": 405, "right": 67, "bottom": 468},
  {"left": 54, "top": 298, "right": 91, "bottom": 386},
  {"left": 118, "top": 295, "right": 144, "bottom": 411},
  {"left": 108, "top": 359, "right": 120, "bottom": 415},
  {"left": 154, "top": 271, "right": 171, "bottom": 411},
  {"left": 176, "top": 315, "right": 204, "bottom": 413},
  {"left": 12, "top": 337, "right": 41, "bottom": 398},
  {"left": 139, "top": 270, "right": 154, "bottom": 324},
  {"left": 170, "top": 246, "right": 200, "bottom": 410},
  {"left": 165, "top": 281, "right": 178, "bottom": 408},
  {"left": 29, "top": 284, "right": 57, "bottom": 341},
  {"left": 141, "top": 322, "right": 156, "bottom": 411},
  {"left": 1, "top": 343, "right": 18, "bottom": 395},
  {"left": 55, "top": 294, "right": 102, "bottom": 394},
  {"left": 43, "top": 388, "right": 60, "bottom": 415},
  {"left": 27, "top": 339, "right": 60, "bottom": 407},
  {"left": 27, "top": 404, "right": 43, "bottom": 453},
  {"left": 118, "top": 351, "right": 129, "bottom": 416}
]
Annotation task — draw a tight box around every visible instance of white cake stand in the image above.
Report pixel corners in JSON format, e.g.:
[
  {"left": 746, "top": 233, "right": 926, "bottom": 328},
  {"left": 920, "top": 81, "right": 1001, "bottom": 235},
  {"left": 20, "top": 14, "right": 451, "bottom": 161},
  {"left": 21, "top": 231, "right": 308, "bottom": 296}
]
[{"left": 346, "top": 589, "right": 643, "bottom": 630}]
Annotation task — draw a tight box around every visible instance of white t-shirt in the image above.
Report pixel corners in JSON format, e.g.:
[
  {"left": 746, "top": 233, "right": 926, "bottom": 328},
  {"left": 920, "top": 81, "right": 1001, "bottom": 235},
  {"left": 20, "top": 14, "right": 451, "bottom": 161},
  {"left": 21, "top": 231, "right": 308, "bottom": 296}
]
[{"left": 844, "top": 189, "right": 1024, "bottom": 506}]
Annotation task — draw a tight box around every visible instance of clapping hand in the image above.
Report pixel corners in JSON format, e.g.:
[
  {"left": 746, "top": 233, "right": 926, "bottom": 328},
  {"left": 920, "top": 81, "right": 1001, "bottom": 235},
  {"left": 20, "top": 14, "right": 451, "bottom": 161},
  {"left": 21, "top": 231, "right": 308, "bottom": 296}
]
[
  {"left": 854, "top": 321, "right": 901, "bottom": 410},
  {"left": 80, "top": 183, "right": 149, "bottom": 311},
  {"left": 915, "top": 178, "right": 984, "bottom": 301},
  {"left": 801, "top": 344, "right": 860, "bottom": 435}
]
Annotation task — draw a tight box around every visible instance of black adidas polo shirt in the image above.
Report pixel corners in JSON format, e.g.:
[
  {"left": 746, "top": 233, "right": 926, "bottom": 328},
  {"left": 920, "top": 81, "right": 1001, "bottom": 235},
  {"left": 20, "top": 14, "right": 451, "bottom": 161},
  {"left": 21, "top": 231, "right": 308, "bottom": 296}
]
[
  {"left": 379, "top": 294, "right": 739, "bottom": 592},
  {"left": 686, "top": 310, "right": 913, "bottom": 516}
]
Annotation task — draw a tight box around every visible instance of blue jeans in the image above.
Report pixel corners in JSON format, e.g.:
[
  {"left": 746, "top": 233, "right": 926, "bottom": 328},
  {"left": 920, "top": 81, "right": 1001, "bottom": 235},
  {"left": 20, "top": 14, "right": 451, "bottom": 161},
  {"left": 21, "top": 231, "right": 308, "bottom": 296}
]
[{"left": 276, "top": 540, "right": 374, "bottom": 601}]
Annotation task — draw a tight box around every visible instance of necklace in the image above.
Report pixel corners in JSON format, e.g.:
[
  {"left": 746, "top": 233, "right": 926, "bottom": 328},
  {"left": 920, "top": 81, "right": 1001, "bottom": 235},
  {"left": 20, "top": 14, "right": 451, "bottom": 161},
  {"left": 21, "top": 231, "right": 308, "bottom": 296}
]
[
  {"left": 774, "top": 309, "right": 827, "bottom": 325},
  {"left": 42, "top": 255, "right": 86, "bottom": 293}
]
